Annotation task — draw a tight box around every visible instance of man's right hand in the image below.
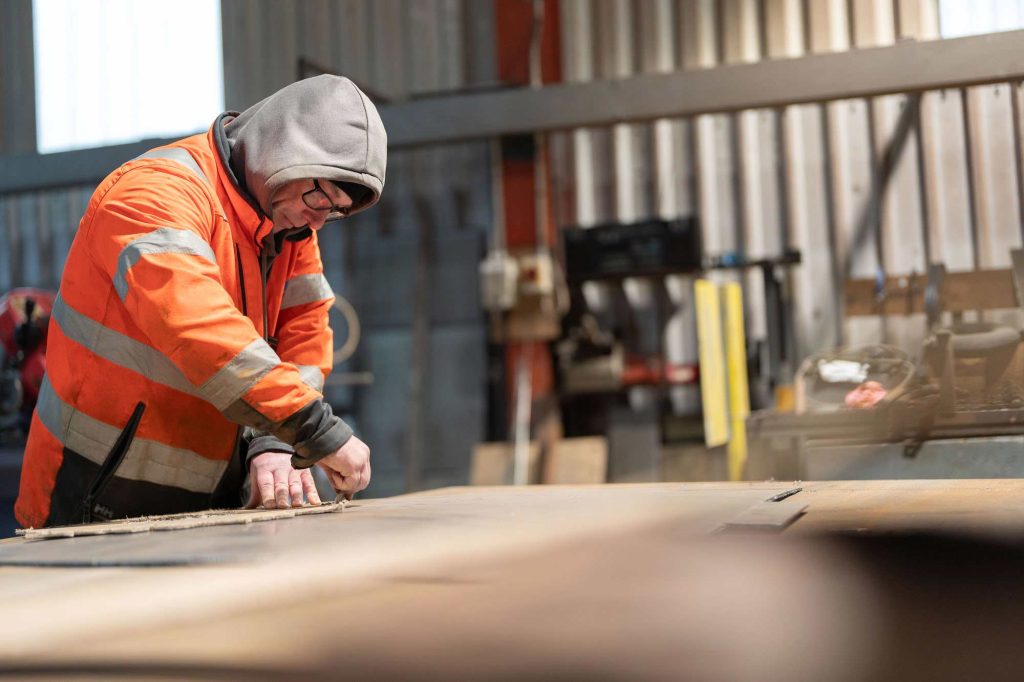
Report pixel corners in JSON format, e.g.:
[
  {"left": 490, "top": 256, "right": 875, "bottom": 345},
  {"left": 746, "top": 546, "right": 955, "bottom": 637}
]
[{"left": 316, "top": 435, "right": 371, "bottom": 500}]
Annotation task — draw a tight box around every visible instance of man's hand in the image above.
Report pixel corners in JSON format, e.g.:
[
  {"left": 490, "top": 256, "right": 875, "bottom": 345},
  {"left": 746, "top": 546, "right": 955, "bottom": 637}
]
[
  {"left": 316, "top": 436, "right": 371, "bottom": 500},
  {"left": 246, "top": 451, "right": 322, "bottom": 509}
]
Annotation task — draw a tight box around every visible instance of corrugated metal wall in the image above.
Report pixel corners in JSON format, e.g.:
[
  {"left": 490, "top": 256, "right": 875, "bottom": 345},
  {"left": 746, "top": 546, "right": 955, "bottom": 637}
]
[
  {"left": 0, "top": 188, "right": 93, "bottom": 293},
  {"left": 4, "top": 0, "right": 1024, "bottom": 494},
  {"left": 552, "top": 0, "right": 1024, "bottom": 392}
]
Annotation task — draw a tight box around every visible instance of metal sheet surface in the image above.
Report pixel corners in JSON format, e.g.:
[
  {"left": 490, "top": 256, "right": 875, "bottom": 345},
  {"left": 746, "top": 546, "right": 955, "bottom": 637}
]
[
  {"left": 0, "top": 483, "right": 791, "bottom": 568},
  {"left": 5, "top": 482, "right": 1024, "bottom": 681}
]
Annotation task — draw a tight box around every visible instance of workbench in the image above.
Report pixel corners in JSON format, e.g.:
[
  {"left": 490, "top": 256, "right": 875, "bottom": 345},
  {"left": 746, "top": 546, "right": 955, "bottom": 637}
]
[{"left": 2, "top": 481, "right": 1023, "bottom": 681}]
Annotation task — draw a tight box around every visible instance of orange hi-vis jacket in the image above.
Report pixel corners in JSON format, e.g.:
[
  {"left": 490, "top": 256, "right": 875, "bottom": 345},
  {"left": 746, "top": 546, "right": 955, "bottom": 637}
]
[{"left": 16, "top": 125, "right": 350, "bottom": 528}]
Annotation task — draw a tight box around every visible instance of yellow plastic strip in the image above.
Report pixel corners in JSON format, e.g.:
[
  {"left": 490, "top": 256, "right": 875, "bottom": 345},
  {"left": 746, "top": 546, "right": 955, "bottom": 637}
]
[
  {"left": 724, "top": 282, "right": 750, "bottom": 481},
  {"left": 695, "top": 280, "right": 729, "bottom": 448}
]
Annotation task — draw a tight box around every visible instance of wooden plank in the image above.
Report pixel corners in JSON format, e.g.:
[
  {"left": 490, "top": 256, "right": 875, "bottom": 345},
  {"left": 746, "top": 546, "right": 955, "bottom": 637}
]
[
  {"left": 844, "top": 268, "right": 1018, "bottom": 316},
  {"left": 470, "top": 441, "right": 541, "bottom": 486},
  {"left": 542, "top": 436, "right": 608, "bottom": 485},
  {"left": 470, "top": 437, "right": 608, "bottom": 486}
]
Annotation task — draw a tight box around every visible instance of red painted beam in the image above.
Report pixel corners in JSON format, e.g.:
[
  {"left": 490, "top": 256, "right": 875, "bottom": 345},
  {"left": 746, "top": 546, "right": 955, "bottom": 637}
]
[{"left": 495, "top": 0, "right": 561, "bottom": 407}]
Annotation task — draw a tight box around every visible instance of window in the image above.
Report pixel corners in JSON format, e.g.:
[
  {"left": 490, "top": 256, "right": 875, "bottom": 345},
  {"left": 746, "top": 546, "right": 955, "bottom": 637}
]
[
  {"left": 33, "top": 0, "right": 224, "bottom": 154},
  {"left": 940, "top": 0, "right": 1024, "bottom": 38}
]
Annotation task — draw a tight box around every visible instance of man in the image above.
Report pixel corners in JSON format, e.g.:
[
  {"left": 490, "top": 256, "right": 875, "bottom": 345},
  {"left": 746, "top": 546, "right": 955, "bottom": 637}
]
[{"left": 15, "top": 74, "right": 385, "bottom": 528}]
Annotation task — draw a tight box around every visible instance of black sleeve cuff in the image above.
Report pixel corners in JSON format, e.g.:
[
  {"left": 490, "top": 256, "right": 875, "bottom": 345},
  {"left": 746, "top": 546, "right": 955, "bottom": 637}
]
[
  {"left": 244, "top": 433, "right": 296, "bottom": 470},
  {"left": 271, "top": 398, "right": 354, "bottom": 469}
]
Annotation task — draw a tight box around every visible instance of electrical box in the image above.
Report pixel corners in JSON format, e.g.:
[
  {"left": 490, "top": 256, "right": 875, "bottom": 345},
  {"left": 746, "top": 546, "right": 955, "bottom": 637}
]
[
  {"left": 479, "top": 250, "right": 520, "bottom": 311},
  {"left": 481, "top": 247, "right": 563, "bottom": 342},
  {"left": 562, "top": 217, "right": 702, "bottom": 283},
  {"left": 518, "top": 251, "right": 555, "bottom": 296}
]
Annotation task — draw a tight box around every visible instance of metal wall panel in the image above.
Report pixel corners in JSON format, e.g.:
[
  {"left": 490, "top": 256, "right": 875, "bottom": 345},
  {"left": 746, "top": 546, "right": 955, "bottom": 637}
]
[
  {"left": 0, "top": 0, "right": 36, "bottom": 154},
  {"left": 551, "top": 0, "right": 1023, "bottom": 383},
  {"left": 0, "top": 187, "right": 92, "bottom": 292}
]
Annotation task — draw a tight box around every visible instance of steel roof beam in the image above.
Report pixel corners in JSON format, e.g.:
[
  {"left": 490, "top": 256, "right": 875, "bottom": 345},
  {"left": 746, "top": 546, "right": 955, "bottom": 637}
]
[{"left": 4, "top": 29, "right": 1024, "bottom": 193}]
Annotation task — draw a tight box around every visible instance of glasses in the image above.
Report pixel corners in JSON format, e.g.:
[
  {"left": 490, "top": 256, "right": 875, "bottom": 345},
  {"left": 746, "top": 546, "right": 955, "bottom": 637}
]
[{"left": 301, "top": 179, "right": 352, "bottom": 222}]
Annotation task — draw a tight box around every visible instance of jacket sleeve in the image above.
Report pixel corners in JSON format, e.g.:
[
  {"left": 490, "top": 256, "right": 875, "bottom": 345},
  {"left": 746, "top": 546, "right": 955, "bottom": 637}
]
[
  {"left": 85, "top": 163, "right": 350, "bottom": 467},
  {"left": 246, "top": 231, "right": 343, "bottom": 466}
]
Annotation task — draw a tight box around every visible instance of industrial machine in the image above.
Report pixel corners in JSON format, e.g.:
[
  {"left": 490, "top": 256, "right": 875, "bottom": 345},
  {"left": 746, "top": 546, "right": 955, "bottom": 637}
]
[
  {"left": 747, "top": 255, "right": 1024, "bottom": 481},
  {"left": 0, "top": 288, "right": 54, "bottom": 440}
]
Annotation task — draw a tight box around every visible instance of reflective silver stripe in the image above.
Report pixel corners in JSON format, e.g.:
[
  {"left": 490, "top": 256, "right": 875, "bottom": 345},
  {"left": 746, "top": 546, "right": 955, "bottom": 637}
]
[
  {"left": 52, "top": 293, "right": 197, "bottom": 397},
  {"left": 135, "top": 148, "right": 207, "bottom": 182},
  {"left": 54, "top": 294, "right": 288, "bottom": 415},
  {"left": 35, "top": 378, "right": 226, "bottom": 493},
  {"left": 296, "top": 364, "right": 324, "bottom": 392},
  {"left": 198, "top": 338, "right": 281, "bottom": 411},
  {"left": 114, "top": 227, "right": 218, "bottom": 301},
  {"left": 281, "top": 273, "right": 334, "bottom": 310}
]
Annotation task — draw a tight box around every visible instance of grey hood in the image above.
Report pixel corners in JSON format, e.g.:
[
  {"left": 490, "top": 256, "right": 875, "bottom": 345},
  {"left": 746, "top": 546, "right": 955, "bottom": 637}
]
[{"left": 224, "top": 74, "right": 387, "bottom": 218}]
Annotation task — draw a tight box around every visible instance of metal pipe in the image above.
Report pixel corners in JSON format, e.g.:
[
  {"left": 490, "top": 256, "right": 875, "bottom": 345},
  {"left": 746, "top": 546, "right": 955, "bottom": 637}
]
[
  {"left": 512, "top": 344, "right": 533, "bottom": 486},
  {"left": 1010, "top": 80, "right": 1024, "bottom": 244},
  {"left": 913, "top": 93, "right": 933, "bottom": 266}
]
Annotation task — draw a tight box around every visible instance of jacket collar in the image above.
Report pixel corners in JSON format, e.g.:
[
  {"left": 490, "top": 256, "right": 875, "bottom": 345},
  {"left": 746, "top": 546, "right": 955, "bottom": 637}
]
[{"left": 210, "top": 113, "right": 274, "bottom": 247}]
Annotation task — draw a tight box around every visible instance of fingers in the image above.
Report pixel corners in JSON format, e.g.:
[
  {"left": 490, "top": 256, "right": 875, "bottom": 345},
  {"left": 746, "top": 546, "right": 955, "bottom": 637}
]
[
  {"left": 256, "top": 468, "right": 276, "bottom": 509},
  {"left": 302, "top": 469, "right": 321, "bottom": 505},
  {"left": 274, "top": 467, "right": 290, "bottom": 509},
  {"left": 327, "top": 460, "right": 371, "bottom": 500},
  {"left": 319, "top": 437, "right": 372, "bottom": 500},
  {"left": 328, "top": 469, "right": 346, "bottom": 491},
  {"left": 289, "top": 469, "right": 304, "bottom": 507},
  {"left": 249, "top": 451, "right": 322, "bottom": 509},
  {"left": 243, "top": 474, "right": 260, "bottom": 510},
  {"left": 320, "top": 437, "right": 370, "bottom": 477},
  {"left": 352, "top": 460, "right": 370, "bottom": 494}
]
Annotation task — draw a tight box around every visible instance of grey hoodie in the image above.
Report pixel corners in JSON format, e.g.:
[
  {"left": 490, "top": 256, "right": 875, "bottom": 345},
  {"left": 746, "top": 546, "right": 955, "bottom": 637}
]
[{"left": 224, "top": 74, "right": 387, "bottom": 218}]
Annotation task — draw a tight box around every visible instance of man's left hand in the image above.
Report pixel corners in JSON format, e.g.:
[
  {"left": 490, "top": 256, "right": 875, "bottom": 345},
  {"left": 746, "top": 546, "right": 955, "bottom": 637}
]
[{"left": 245, "top": 451, "right": 322, "bottom": 509}]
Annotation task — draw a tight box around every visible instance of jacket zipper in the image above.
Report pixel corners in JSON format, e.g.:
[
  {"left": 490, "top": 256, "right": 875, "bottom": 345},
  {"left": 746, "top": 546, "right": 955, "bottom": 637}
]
[
  {"left": 228, "top": 243, "right": 252, "bottom": 504},
  {"left": 260, "top": 244, "right": 271, "bottom": 345},
  {"left": 235, "top": 243, "right": 248, "bottom": 316},
  {"left": 258, "top": 222, "right": 278, "bottom": 349}
]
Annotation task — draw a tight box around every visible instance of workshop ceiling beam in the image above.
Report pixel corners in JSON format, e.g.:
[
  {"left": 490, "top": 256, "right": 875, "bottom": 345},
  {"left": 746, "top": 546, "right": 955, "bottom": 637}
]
[
  {"left": 383, "top": 28, "right": 1024, "bottom": 146},
  {"left": 5, "top": 29, "right": 1024, "bottom": 193}
]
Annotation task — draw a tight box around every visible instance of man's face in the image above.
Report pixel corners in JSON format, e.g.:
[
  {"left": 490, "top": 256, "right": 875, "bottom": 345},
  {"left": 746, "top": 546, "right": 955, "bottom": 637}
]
[{"left": 269, "top": 179, "right": 354, "bottom": 233}]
